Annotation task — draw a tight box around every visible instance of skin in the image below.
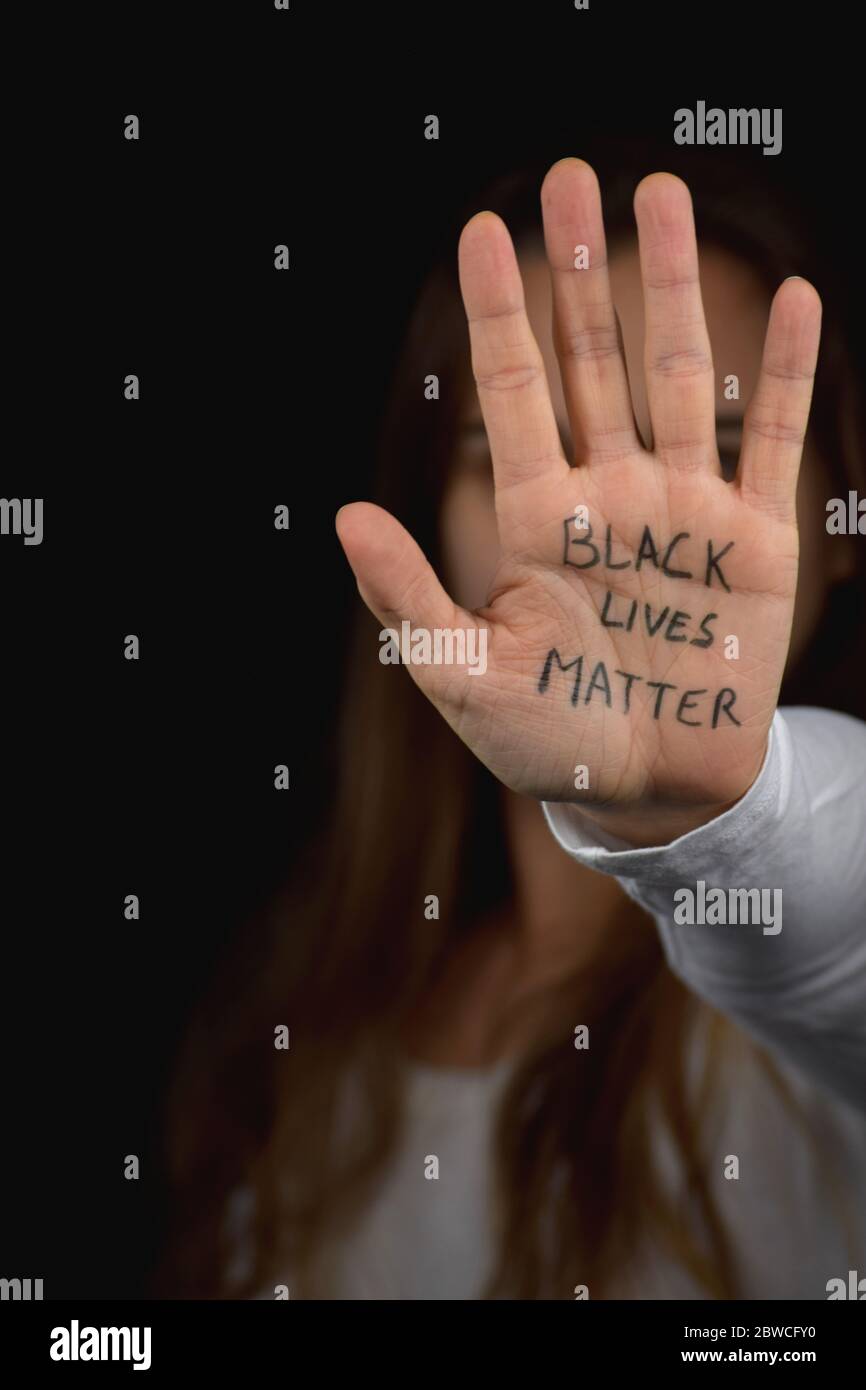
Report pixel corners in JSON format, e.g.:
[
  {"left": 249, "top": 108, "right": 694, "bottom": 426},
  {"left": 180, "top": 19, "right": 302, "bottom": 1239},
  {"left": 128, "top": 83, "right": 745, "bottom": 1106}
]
[
  {"left": 443, "top": 244, "right": 844, "bottom": 666},
  {"left": 336, "top": 160, "right": 852, "bottom": 1065}
]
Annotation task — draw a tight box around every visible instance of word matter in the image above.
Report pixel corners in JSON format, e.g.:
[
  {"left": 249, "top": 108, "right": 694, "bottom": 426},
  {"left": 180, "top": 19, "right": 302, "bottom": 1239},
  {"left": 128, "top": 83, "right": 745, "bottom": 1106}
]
[{"left": 538, "top": 649, "right": 741, "bottom": 728}]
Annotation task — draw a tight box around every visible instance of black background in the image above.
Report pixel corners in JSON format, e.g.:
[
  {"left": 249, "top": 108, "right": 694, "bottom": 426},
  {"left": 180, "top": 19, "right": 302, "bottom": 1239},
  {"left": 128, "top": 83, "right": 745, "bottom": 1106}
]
[{"left": 3, "top": 3, "right": 863, "bottom": 1301}]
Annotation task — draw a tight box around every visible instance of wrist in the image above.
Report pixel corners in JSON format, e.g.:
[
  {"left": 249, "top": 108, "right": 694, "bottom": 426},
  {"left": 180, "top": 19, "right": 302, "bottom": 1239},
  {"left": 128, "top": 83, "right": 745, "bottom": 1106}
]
[
  {"left": 573, "top": 798, "right": 739, "bottom": 849},
  {"left": 564, "top": 732, "right": 772, "bottom": 849}
]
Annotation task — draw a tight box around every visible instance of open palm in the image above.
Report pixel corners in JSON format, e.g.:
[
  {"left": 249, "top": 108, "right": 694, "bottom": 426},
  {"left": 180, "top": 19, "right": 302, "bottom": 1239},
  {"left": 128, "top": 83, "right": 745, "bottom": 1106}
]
[{"left": 336, "top": 159, "right": 821, "bottom": 832}]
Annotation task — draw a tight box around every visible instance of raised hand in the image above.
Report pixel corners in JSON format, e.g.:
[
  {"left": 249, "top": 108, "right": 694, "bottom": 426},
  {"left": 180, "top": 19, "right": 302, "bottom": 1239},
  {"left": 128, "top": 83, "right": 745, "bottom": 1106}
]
[{"left": 335, "top": 159, "right": 821, "bottom": 843}]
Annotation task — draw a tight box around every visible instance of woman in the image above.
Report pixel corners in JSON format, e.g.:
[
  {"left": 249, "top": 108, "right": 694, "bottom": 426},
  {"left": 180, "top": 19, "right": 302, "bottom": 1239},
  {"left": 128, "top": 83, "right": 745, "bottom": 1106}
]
[{"left": 156, "top": 142, "right": 866, "bottom": 1300}]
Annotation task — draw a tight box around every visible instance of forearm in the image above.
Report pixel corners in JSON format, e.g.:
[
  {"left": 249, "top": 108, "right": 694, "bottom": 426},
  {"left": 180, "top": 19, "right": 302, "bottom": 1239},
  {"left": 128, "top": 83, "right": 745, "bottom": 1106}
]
[{"left": 541, "top": 707, "right": 866, "bottom": 1111}]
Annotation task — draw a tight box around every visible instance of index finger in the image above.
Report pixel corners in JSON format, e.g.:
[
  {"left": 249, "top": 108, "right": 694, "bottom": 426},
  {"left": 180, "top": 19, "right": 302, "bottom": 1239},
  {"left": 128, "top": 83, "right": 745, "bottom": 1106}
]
[{"left": 458, "top": 211, "right": 570, "bottom": 497}]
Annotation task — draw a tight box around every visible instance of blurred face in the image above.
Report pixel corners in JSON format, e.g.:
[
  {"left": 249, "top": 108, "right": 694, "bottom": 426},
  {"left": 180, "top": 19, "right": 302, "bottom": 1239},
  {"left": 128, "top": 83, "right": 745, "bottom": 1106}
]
[{"left": 442, "top": 241, "right": 851, "bottom": 670}]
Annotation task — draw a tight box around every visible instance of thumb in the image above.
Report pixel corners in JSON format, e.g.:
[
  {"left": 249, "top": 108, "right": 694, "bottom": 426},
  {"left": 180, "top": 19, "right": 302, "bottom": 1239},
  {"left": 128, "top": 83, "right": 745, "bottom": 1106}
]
[{"left": 335, "top": 501, "right": 486, "bottom": 685}]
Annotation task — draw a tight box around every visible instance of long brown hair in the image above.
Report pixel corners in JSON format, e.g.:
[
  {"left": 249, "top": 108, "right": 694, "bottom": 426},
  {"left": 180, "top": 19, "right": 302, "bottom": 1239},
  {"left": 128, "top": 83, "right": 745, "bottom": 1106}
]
[{"left": 153, "top": 141, "right": 866, "bottom": 1300}]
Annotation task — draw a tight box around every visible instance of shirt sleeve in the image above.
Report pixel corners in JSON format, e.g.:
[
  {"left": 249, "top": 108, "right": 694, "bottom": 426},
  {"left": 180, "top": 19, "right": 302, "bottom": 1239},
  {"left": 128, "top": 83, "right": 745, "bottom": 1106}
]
[{"left": 541, "top": 707, "right": 866, "bottom": 1113}]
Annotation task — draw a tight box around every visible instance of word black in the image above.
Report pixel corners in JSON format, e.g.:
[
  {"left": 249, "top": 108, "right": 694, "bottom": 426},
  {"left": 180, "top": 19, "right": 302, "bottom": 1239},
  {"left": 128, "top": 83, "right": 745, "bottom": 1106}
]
[{"left": 562, "top": 520, "right": 734, "bottom": 592}]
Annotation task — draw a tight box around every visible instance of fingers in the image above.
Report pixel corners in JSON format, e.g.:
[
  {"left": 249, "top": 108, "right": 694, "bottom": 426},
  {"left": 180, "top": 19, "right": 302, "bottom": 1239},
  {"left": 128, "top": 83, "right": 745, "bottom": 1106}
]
[
  {"left": 335, "top": 501, "right": 482, "bottom": 696},
  {"left": 540, "top": 158, "right": 641, "bottom": 462},
  {"left": 737, "top": 276, "right": 822, "bottom": 518},
  {"left": 458, "top": 212, "right": 570, "bottom": 495},
  {"left": 634, "top": 173, "right": 719, "bottom": 474}
]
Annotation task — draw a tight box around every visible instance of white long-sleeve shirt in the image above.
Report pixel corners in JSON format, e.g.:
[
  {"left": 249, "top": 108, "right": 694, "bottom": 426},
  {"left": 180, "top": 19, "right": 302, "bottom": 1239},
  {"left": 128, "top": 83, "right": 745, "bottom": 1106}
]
[
  {"left": 231, "top": 706, "right": 866, "bottom": 1299},
  {"left": 542, "top": 705, "right": 866, "bottom": 1117}
]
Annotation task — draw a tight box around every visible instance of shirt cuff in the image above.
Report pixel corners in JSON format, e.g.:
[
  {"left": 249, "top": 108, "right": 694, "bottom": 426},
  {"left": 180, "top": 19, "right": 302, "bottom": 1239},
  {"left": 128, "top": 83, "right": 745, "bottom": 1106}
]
[{"left": 540, "top": 709, "right": 789, "bottom": 888}]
